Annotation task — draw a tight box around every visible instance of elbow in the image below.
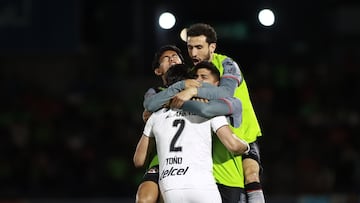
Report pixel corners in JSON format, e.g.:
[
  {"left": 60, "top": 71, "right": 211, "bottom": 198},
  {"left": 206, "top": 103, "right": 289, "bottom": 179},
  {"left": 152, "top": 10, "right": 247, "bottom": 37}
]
[
  {"left": 228, "top": 139, "right": 250, "bottom": 155},
  {"left": 227, "top": 144, "right": 241, "bottom": 154},
  {"left": 143, "top": 100, "right": 152, "bottom": 112},
  {"left": 144, "top": 102, "right": 156, "bottom": 112},
  {"left": 143, "top": 97, "right": 158, "bottom": 112}
]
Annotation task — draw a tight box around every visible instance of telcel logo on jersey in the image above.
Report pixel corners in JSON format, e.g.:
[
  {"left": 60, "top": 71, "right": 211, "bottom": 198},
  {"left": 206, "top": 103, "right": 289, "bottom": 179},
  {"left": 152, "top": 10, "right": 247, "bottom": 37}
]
[{"left": 160, "top": 166, "right": 189, "bottom": 180}]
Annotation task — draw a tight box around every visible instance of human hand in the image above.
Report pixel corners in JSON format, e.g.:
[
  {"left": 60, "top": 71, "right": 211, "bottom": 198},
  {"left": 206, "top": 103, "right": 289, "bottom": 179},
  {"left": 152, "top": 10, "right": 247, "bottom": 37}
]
[
  {"left": 170, "top": 87, "right": 197, "bottom": 108},
  {"left": 184, "top": 79, "right": 201, "bottom": 89},
  {"left": 191, "top": 97, "right": 209, "bottom": 103}
]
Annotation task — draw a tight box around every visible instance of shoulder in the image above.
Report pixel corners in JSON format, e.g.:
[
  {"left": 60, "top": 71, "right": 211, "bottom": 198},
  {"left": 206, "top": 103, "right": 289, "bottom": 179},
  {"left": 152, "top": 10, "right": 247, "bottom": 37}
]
[
  {"left": 152, "top": 86, "right": 166, "bottom": 93},
  {"left": 213, "top": 53, "right": 238, "bottom": 67},
  {"left": 213, "top": 53, "right": 232, "bottom": 61},
  {"left": 146, "top": 108, "right": 169, "bottom": 124},
  {"left": 144, "top": 85, "right": 166, "bottom": 98}
]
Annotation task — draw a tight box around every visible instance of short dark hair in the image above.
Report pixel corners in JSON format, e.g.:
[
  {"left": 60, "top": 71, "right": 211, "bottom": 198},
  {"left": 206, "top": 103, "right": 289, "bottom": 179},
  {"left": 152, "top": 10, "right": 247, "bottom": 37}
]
[
  {"left": 192, "top": 61, "right": 220, "bottom": 82},
  {"left": 186, "top": 23, "right": 217, "bottom": 44},
  {"left": 164, "top": 64, "right": 192, "bottom": 86},
  {"left": 151, "top": 45, "right": 184, "bottom": 70}
]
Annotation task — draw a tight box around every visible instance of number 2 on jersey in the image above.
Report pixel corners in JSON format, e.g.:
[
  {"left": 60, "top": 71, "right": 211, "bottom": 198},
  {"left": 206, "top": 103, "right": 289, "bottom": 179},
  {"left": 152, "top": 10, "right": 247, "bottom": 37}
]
[{"left": 170, "top": 119, "right": 184, "bottom": 152}]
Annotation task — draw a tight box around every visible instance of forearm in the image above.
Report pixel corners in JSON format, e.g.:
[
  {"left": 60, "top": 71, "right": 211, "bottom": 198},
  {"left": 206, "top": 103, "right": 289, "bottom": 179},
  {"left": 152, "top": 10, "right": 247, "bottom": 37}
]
[
  {"left": 197, "top": 57, "right": 242, "bottom": 99},
  {"left": 216, "top": 125, "right": 250, "bottom": 155},
  {"left": 143, "top": 81, "right": 185, "bottom": 111},
  {"left": 197, "top": 78, "right": 238, "bottom": 99},
  {"left": 182, "top": 100, "right": 232, "bottom": 118},
  {"left": 183, "top": 97, "right": 242, "bottom": 128},
  {"left": 133, "top": 135, "right": 151, "bottom": 168}
]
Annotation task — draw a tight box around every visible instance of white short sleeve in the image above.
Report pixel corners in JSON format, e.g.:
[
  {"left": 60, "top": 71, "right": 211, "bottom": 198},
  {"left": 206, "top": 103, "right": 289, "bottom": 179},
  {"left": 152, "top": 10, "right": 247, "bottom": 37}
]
[
  {"left": 143, "top": 113, "right": 155, "bottom": 137},
  {"left": 210, "top": 116, "right": 229, "bottom": 132}
]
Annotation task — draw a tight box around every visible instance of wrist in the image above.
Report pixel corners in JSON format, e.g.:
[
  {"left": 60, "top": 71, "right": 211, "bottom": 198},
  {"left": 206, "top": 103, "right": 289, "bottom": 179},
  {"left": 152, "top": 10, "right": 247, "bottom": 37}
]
[
  {"left": 244, "top": 142, "right": 250, "bottom": 154},
  {"left": 193, "top": 87, "right": 198, "bottom": 97}
]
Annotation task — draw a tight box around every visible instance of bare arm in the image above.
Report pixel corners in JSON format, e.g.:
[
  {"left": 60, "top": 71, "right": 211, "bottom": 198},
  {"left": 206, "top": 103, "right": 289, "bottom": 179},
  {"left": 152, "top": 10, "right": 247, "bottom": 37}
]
[
  {"left": 133, "top": 135, "right": 155, "bottom": 168},
  {"left": 215, "top": 125, "right": 249, "bottom": 155}
]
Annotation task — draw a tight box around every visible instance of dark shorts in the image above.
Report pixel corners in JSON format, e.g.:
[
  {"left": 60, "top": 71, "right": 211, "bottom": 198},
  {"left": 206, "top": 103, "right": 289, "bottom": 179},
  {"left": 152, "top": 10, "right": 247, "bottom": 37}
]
[
  {"left": 242, "top": 141, "right": 261, "bottom": 163},
  {"left": 217, "top": 183, "right": 246, "bottom": 203},
  {"left": 141, "top": 165, "right": 159, "bottom": 183},
  {"left": 242, "top": 141, "right": 263, "bottom": 175}
]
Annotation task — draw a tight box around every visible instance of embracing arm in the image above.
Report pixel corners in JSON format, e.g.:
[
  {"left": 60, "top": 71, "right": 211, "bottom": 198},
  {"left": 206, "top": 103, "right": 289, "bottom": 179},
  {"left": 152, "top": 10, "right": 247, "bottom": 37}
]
[
  {"left": 182, "top": 97, "right": 241, "bottom": 118},
  {"left": 215, "top": 124, "right": 249, "bottom": 155},
  {"left": 133, "top": 134, "right": 155, "bottom": 168},
  {"left": 182, "top": 99, "right": 231, "bottom": 118},
  {"left": 143, "top": 81, "right": 185, "bottom": 112},
  {"left": 182, "top": 97, "right": 242, "bottom": 127},
  {"left": 142, "top": 87, "right": 157, "bottom": 122},
  {"left": 197, "top": 58, "right": 243, "bottom": 99},
  {"left": 144, "top": 79, "right": 201, "bottom": 112}
]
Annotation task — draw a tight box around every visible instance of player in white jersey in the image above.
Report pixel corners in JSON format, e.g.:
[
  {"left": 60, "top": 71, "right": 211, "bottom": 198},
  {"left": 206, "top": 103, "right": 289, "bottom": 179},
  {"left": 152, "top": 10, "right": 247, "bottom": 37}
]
[{"left": 134, "top": 64, "right": 249, "bottom": 203}]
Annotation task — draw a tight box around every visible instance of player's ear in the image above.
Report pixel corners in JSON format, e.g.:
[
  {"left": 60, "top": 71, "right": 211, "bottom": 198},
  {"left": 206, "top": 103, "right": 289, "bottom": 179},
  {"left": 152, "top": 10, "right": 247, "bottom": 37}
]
[
  {"left": 209, "top": 43, "right": 216, "bottom": 53},
  {"left": 154, "top": 68, "right": 162, "bottom": 76}
]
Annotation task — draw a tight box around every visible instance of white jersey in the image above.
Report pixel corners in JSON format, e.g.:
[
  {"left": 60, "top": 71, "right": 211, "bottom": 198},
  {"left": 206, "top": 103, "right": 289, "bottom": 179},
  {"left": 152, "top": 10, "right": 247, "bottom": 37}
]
[{"left": 143, "top": 108, "right": 228, "bottom": 202}]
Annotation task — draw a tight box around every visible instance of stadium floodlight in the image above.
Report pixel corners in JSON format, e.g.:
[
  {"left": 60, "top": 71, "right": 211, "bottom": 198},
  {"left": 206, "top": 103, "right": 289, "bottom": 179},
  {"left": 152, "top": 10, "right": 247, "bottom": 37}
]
[
  {"left": 158, "top": 12, "right": 176, "bottom": 30},
  {"left": 180, "top": 28, "right": 187, "bottom": 42},
  {"left": 258, "top": 8, "right": 275, "bottom": 27}
]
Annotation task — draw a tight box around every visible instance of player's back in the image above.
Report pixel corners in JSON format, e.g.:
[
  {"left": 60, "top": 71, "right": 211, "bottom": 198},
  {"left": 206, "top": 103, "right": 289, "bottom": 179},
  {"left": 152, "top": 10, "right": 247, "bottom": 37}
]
[{"left": 148, "top": 108, "right": 217, "bottom": 192}]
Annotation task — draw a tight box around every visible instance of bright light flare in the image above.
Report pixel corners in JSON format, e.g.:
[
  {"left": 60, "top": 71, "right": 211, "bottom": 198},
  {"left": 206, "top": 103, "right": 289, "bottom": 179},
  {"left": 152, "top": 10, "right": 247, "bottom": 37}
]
[
  {"left": 158, "top": 12, "right": 176, "bottom": 29},
  {"left": 180, "top": 28, "right": 187, "bottom": 42},
  {"left": 258, "top": 9, "right": 275, "bottom": 26}
]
